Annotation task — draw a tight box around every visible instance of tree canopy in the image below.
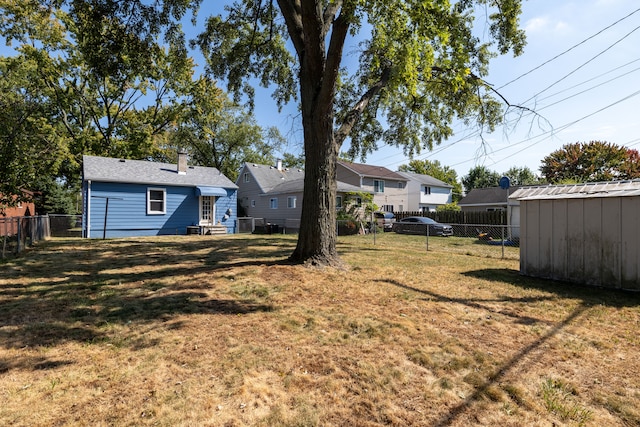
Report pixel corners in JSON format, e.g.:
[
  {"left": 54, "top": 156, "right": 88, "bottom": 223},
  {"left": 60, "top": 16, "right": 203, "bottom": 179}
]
[
  {"left": 540, "top": 141, "right": 640, "bottom": 183},
  {"left": 461, "top": 165, "right": 501, "bottom": 194},
  {"left": 194, "top": 0, "right": 526, "bottom": 265},
  {"left": 0, "top": 0, "right": 280, "bottom": 211},
  {"left": 503, "top": 166, "right": 541, "bottom": 186}
]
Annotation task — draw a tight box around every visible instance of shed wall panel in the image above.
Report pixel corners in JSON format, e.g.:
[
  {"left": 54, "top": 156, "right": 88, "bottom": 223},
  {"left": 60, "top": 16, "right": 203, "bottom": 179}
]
[
  {"left": 621, "top": 197, "right": 640, "bottom": 289},
  {"left": 582, "top": 199, "right": 603, "bottom": 286},
  {"left": 538, "top": 200, "right": 554, "bottom": 278},
  {"left": 522, "top": 200, "right": 540, "bottom": 276},
  {"left": 551, "top": 199, "right": 568, "bottom": 281},
  {"left": 566, "top": 199, "right": 585, "bottom": 283},
  {"left": 601, "top": 197, "right": 622, "bottom": 287}
]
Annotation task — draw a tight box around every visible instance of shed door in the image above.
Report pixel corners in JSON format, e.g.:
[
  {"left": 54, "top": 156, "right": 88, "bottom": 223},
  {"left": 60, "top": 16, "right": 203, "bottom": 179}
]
[{"left": 199, "top": 196, "right": 215, "bottom": 225}]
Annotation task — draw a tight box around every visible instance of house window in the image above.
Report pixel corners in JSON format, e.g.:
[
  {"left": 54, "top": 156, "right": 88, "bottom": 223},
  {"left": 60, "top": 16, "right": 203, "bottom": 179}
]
[
  {"left": 336, "top": 196, "right": 343, "bottom": 209},
  {"left": 287, "top": 196, "right": 297, "bottom": 208},
  {"left": 251, "top": 200, "right": 256, "bottom": 207},
  {"left": 270, "top": 198, "right": 278, "bottom": 209},
  {"left": 374, "top": 180, "right": 385, "bottom": 193},
  {"left": 244, "top": 173, "right": 250, "bottom": 183},
  {"left": 424, "top": 186, "right": 431, "bottom": 195},
  {"left": 200, "top": 196, "right": 215, "bottom": 224},
  {"left": 354, "top": 197, "right": 362, "bottom": 207},
  {"left": 147, "top": 188, "right": 166, "bottom": 214},
  {"left": 398, "top": 182, "right": 405, "bottom": 189},
  {"left": 383, "top": 205, "right": 393, "bottom": 212}
]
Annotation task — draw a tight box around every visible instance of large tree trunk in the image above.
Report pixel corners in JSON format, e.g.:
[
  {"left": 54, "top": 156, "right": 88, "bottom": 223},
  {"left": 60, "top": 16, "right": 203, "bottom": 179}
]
[{"left": 289, "top": 69, "right": 341, "bottom": 266}]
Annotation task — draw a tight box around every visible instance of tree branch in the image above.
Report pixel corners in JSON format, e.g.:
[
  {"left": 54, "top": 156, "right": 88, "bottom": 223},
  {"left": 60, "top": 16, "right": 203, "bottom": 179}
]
[{"left": 334, "top": 64, "right": 392, "bottom": 146}]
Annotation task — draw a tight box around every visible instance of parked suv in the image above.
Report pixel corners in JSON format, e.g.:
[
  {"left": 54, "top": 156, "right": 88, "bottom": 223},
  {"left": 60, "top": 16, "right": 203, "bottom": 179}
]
[{"left": 373, "top": 211, "right": 395, "bottom": 232}]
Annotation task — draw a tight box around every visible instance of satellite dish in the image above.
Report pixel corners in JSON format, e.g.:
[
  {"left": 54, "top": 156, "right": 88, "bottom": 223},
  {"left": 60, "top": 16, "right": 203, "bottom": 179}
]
[{"left": 499, "top": 176, "right": 510, "bottom": 189}]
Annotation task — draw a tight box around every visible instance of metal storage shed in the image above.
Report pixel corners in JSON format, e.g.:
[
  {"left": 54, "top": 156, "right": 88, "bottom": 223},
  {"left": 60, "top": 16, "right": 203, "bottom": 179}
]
[{"left": 510, "top": 180, "right": 640, "bottom": 290}]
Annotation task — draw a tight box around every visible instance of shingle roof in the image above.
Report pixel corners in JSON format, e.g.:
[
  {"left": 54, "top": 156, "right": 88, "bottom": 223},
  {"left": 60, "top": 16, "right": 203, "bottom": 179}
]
[
  {"left": 240, "top": 162, "right": 371, "bottom": 195},
  {"left": 83, "top": 155, "right": 238, "bottom": 189},
  {"left": 458, "top": 186, "right": 519, "bottom": 206},
  {"left": 239, "top": 163, "right": 305, "bottom": 193},
  {"left": 338, "top": 161, "right": 406, "bottom": 181},
  {"left": 395, "top": 171, "right": 453, "bottom": 188}
]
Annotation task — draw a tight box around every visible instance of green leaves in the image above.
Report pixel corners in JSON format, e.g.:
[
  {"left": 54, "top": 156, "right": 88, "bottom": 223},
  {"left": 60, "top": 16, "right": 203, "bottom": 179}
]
[{"left": 540, "top": 141, "right": 640, "bottom": 183}]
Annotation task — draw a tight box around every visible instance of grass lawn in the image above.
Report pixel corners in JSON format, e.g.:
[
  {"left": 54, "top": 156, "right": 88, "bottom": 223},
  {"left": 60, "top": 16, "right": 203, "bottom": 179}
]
[{"left": 1, "top": 234, "right": 639, "bottom": 426}]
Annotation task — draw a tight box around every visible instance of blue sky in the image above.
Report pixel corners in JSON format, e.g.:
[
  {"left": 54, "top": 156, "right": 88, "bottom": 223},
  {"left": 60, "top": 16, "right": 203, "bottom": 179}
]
[{"left": 208, "top": 0, "right": 640, "bottom": 179}]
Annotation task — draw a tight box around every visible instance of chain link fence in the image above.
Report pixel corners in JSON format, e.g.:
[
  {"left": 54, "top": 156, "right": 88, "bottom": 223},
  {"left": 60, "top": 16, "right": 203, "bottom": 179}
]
[
  {"left": 390, "top": 224, "right": 520, "bottom": 260},
  {"left": 1, "top": 214, "right": 82, "bottom": 258}
]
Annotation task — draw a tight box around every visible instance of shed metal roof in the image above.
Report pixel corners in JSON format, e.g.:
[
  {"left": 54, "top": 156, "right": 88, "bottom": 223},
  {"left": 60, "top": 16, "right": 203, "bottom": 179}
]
[
  {"left": 510, "top": 180, "right": 640, "bottom": 201},
  {"left": 83, "top": 155, "right": 238, "bottom": 189}
]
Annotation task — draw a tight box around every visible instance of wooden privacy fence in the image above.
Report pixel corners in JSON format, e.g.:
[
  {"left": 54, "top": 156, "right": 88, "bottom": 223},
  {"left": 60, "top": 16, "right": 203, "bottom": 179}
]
[{"left": 394, "top": 210, "right": 506, "bottom": 225}]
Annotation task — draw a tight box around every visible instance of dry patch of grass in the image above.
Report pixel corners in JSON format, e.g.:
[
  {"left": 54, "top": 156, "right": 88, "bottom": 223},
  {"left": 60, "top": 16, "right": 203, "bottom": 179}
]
[{"left": 1, "top": 233, "right": 639, "bottom": 426}]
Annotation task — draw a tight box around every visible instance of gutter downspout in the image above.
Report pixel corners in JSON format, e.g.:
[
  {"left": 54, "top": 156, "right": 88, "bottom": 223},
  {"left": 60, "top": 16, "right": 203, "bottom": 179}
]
[{"left": 86, "top": 180, "right": 91, "bottom": 238}]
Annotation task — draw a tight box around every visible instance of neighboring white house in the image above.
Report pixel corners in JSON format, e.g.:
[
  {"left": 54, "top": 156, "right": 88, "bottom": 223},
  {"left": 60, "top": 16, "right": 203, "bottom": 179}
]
[
  {"left": 395, "top": 171, "right": 453, "bottom": 212},
  {"left": 337, "top": 161, "right": 408, "bottom": 212},
  {"left": 510, "top": 180, "right": 640, "bottom": 290}
]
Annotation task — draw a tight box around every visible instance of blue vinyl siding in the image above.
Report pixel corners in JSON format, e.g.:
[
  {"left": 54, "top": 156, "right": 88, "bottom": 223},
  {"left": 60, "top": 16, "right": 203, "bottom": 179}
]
[{"left": 85, "top": 182, "right": 237, "bottom": 238}]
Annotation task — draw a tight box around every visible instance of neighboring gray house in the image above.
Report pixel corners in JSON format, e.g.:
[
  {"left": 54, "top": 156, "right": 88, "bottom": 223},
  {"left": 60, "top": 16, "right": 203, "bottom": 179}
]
[
  {"left": 82, "top": 153, "right": 238, "bottom": 238},
  {"left": 337, "top": 161, "right": 408, "bottom": 212},
  {"left": 458, "top": 186, "right": 520, "bottom": 212},
  {"left": 396, "top": 171, "right": 453, "bottom": 212},
  {"left": 236, "top": 161, "right": 365, "bottom": 232},
  {"left": 510, "top": 180, "right": 640, "bottom": 290}
]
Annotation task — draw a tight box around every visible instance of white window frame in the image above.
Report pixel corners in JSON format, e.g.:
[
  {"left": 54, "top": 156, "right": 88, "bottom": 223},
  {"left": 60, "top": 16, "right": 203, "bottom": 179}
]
[
  {"left": 251, "top": 200, "right": 256, "bottom": 207},
  {"left": 270, "top": 198, "right": 278, "bottom": 209},
  {"left": 336, "top": 195, "right": 343, "bottom": 209},
  {"left": 424, "top": 186, "right": 431, "bottom": 195},
  {"left": 147, "top": 188, "right": 166, "bottom": 215},
  {"left": 287, "top": 196, "right": 297, "bottom": 209},
  {"left": 244, "top": 173, "right": 250, "bottom": 183},
  {"left": 374, "top": 179, "right": 385, "bottom": 193}
]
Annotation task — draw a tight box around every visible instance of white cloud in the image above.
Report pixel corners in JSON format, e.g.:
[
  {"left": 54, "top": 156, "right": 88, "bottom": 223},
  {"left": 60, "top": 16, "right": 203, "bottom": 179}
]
[{"left": 525, "top": 16, "right": 570, "bottom": 36}]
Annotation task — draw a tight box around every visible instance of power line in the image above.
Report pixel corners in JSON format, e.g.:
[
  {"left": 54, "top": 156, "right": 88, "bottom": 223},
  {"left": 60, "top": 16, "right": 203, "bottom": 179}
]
[
  {"left": 521, "top": 23, "right": 640, "bottom": 105},
  {"left": 498, "top": 7, "right": 640, "bottom": 90},
  {"left": 483, "top": 88, "right": 640, "bottom": 168}
]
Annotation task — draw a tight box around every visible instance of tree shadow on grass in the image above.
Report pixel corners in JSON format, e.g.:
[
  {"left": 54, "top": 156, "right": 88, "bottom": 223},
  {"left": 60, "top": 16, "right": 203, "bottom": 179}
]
[
  {"left": 380, "top": 268, "right": 640, "bottom": 426},
  {"left": 463, "top": 268, "right": 640, "bottom": 308},
  {"left": 0, "top": 236, "right": 291, "bottom": 371}
]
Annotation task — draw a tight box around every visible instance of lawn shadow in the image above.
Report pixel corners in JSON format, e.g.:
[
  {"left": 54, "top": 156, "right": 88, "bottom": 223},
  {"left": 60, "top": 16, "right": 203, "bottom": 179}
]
[
  {"left": 463, "top": 268, "right": 640, "bottom": 308},
  {"left": 378, "top": 276, "right": 594, "bottom": 426},
  {"left": 381, "top": 267, "right": 640, "bottom": 426},
  {"left": 0, "top": 236, "right": 292, "bottom": 364}
]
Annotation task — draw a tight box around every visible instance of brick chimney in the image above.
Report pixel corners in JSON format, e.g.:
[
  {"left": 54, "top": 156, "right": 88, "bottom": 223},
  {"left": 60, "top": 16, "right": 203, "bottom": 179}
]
[{"left": 177, "top": 151, "right": 187, "bottom": 175}]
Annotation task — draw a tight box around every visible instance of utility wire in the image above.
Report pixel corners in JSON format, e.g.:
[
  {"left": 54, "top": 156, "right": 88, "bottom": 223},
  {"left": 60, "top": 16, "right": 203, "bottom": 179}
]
[
  {"left": 498, "top": 7, "right": 640, "bottom": 90},
  {"left": 520, "top": 23, "right": 640, "bottom": 105},
  {"left": 482, "top": 88, "right": 640, "bottom": 168}
]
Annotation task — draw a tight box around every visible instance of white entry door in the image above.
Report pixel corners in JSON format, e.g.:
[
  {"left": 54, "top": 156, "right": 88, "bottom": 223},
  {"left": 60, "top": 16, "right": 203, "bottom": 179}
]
[{"left": 200, "top": 196, "right": 215, "bottom": 225}]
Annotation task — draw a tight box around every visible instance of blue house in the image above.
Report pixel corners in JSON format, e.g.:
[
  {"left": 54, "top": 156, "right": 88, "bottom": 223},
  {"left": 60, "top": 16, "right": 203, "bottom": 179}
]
[{"left": 82, "top": 153, "right": 238, "bottom": 238}]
